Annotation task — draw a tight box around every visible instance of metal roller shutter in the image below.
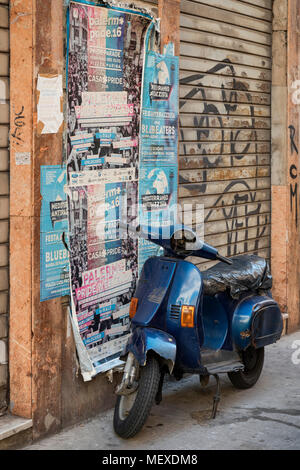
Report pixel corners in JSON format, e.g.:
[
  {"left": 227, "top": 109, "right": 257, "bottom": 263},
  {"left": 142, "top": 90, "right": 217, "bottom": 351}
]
[{"left": 179, "top": 0, "right": 272, "bottom": 269}]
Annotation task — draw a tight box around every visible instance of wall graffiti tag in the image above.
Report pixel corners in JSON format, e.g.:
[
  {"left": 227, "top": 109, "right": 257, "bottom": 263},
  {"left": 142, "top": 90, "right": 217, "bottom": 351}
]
[
  {"left": 289, "top": 125, "right": 299, "bottom": 227},
  {"left": 11, "top": 105, "right": 25, "bottom": 146},
  {"left": 179, "top": 58, "right": 270, "bottom": 259}
]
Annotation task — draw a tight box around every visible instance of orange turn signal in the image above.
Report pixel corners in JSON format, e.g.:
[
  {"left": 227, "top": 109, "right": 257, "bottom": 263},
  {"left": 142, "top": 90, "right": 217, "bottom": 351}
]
[
  {"left": 181, "top": 305, "right": 195, "bottom": 328},
  {"left": 129, "top": 297, "right": 138, "bottom": 319}
]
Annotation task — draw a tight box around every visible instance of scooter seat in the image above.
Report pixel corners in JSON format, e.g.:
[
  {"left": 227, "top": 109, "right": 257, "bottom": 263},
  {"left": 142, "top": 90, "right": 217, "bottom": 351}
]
[{"left": 201, "top": 254, "right": 272, "bottom": 299}]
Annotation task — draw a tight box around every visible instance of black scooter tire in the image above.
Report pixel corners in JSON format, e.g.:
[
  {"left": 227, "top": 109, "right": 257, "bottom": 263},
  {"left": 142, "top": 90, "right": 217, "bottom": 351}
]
[
  {"left": 228, "top": 346, "right": 264, "bottom": 390},
  {"left": 113, "top": 356, "right": 160, "bottom": 438}
]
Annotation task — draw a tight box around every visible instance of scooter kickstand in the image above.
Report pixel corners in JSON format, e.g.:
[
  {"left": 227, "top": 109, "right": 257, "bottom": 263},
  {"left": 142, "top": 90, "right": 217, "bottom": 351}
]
[{"left": 211, "top": 374, "right": 221, "bottom": 419}]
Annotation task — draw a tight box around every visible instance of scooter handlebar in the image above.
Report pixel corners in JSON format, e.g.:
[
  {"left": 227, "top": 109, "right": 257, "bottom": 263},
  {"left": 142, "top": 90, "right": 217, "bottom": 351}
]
[{"left": 118, "top": 221, "right": 233, "bottom": 265}]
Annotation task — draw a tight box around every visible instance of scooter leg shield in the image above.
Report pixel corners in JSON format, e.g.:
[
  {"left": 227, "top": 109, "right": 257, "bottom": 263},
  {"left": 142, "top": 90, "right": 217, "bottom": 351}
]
[{"left": 121, "top": 327, "right": 177, "bottom": 374}]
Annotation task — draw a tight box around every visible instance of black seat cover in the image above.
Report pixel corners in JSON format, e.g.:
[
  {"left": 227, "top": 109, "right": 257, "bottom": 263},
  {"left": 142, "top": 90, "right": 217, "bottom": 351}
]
[{"left": 201, "top": 254, "right": 272, "bottom": 298}]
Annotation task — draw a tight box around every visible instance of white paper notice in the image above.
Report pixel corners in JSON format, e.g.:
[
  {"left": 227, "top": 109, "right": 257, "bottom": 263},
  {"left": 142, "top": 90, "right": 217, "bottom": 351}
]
[
  {"left": 15, "top": 152, "right": 31, "bottom": 165},
  {"left": 37, "top": 75, "right": 64, "bottom": 134}
]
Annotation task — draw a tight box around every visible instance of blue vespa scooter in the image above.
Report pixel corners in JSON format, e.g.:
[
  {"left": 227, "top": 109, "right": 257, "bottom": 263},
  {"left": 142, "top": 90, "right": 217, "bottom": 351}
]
[{"left": 113, "top": 225, "right": 283, "bottom": 438}]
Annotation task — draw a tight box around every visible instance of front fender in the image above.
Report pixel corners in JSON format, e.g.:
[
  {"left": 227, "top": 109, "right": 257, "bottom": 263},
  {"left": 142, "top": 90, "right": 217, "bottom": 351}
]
[{"left": 122, "top": 327, "right": 176, "bottom": 374}]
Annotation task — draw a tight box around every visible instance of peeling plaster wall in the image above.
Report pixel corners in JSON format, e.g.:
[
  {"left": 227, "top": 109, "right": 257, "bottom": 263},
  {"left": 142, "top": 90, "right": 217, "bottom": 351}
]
[
  {"left": 8, "top": 0, "right": 162, "bottom": 440},
  {"left": 0, "top": 0, "right": 9, "bottom": 416},
  {"left": 271, "top": 0, "right": 288, "bottom": 325}
]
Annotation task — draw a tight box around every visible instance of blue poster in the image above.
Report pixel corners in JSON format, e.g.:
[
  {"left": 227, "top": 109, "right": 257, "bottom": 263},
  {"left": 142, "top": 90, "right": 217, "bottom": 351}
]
[
  {"left": 40, "top": 165, "right": 70, "bottom": 301},
  {"left": 139, "top": 48, "right": 179, "bottom": 268}
]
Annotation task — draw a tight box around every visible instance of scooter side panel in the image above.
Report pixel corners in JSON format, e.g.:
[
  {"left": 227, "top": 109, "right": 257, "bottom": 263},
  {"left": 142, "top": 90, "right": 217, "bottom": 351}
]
[
  {"left": 202, "top": 295, "right": 229, "bottom": 350},
  {"left": 122, "top": 326, "right": 177, "bottom": 373},
  {"left": 232, "top": 295, "right": 283, "bottom": 350},
  {"left": 166, "top": 260, "right": 204, "bottom": 371}
]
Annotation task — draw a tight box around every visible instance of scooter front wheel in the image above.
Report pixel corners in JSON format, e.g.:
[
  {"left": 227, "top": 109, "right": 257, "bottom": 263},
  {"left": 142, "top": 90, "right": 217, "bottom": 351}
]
[
  {"left": 228, "top": 346, "right": 264, "bottom": 389},
  {"left": 113, "top": 355, "right": 160, "bottom": 438}
]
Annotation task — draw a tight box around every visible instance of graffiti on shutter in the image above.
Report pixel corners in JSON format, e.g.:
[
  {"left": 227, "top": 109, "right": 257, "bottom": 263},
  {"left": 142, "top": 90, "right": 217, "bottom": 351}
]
[{"left": 179, "top": 0, "right": 272, "bottom": 269}]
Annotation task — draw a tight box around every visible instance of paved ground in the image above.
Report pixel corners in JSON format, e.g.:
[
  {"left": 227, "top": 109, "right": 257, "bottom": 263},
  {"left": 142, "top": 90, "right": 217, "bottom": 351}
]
[{"left": 24, "top": 331, "right": 300, "bottom": 450}]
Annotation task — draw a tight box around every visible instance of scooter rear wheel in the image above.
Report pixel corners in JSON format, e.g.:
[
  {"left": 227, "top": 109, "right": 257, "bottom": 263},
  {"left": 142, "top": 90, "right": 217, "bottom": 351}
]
[
  {"left": 113, "top": 355, "right": 160, "bottom": 438},
  {"left": 227, "top": 346, "right": 264, "bottom": 389}
]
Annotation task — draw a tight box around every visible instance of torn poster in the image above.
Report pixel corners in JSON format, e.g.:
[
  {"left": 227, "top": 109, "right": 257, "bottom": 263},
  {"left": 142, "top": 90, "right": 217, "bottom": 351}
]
[
  {"left": 66, "top": 1, "right": 153, "bottom": 377},
  {"left": 37, "top": 74, "right": 64, "bottom": 134},
  {"left": 40, "top": 165, "right": 70, "bottom": 301}
]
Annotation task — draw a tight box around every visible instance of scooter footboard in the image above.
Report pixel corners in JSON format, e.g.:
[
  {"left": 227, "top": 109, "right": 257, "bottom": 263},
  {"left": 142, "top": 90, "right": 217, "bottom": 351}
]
[
  {"left": 232, "top": 295, "right": 283, "bottom": 350},
  {"left": 121, "top": 327, "right": 177, "bottom": 374}
]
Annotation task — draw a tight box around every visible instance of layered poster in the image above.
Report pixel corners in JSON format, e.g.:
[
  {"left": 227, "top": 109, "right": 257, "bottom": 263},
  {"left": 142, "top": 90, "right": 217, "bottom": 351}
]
[
  {"left": 66, "top": 1, "right": 152, "bottom": 375},
  {"left": 40, "top": 166, "right": 70, "bottom": 301},
  {"left": 66, "top": 1, "right": 179, "bottom": 377}
]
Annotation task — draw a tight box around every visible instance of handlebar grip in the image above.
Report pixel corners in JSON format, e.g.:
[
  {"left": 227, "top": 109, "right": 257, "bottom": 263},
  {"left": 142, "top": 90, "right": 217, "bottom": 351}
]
[{"left": 216, "top": 253, "right": 233, "bottom": 265}]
